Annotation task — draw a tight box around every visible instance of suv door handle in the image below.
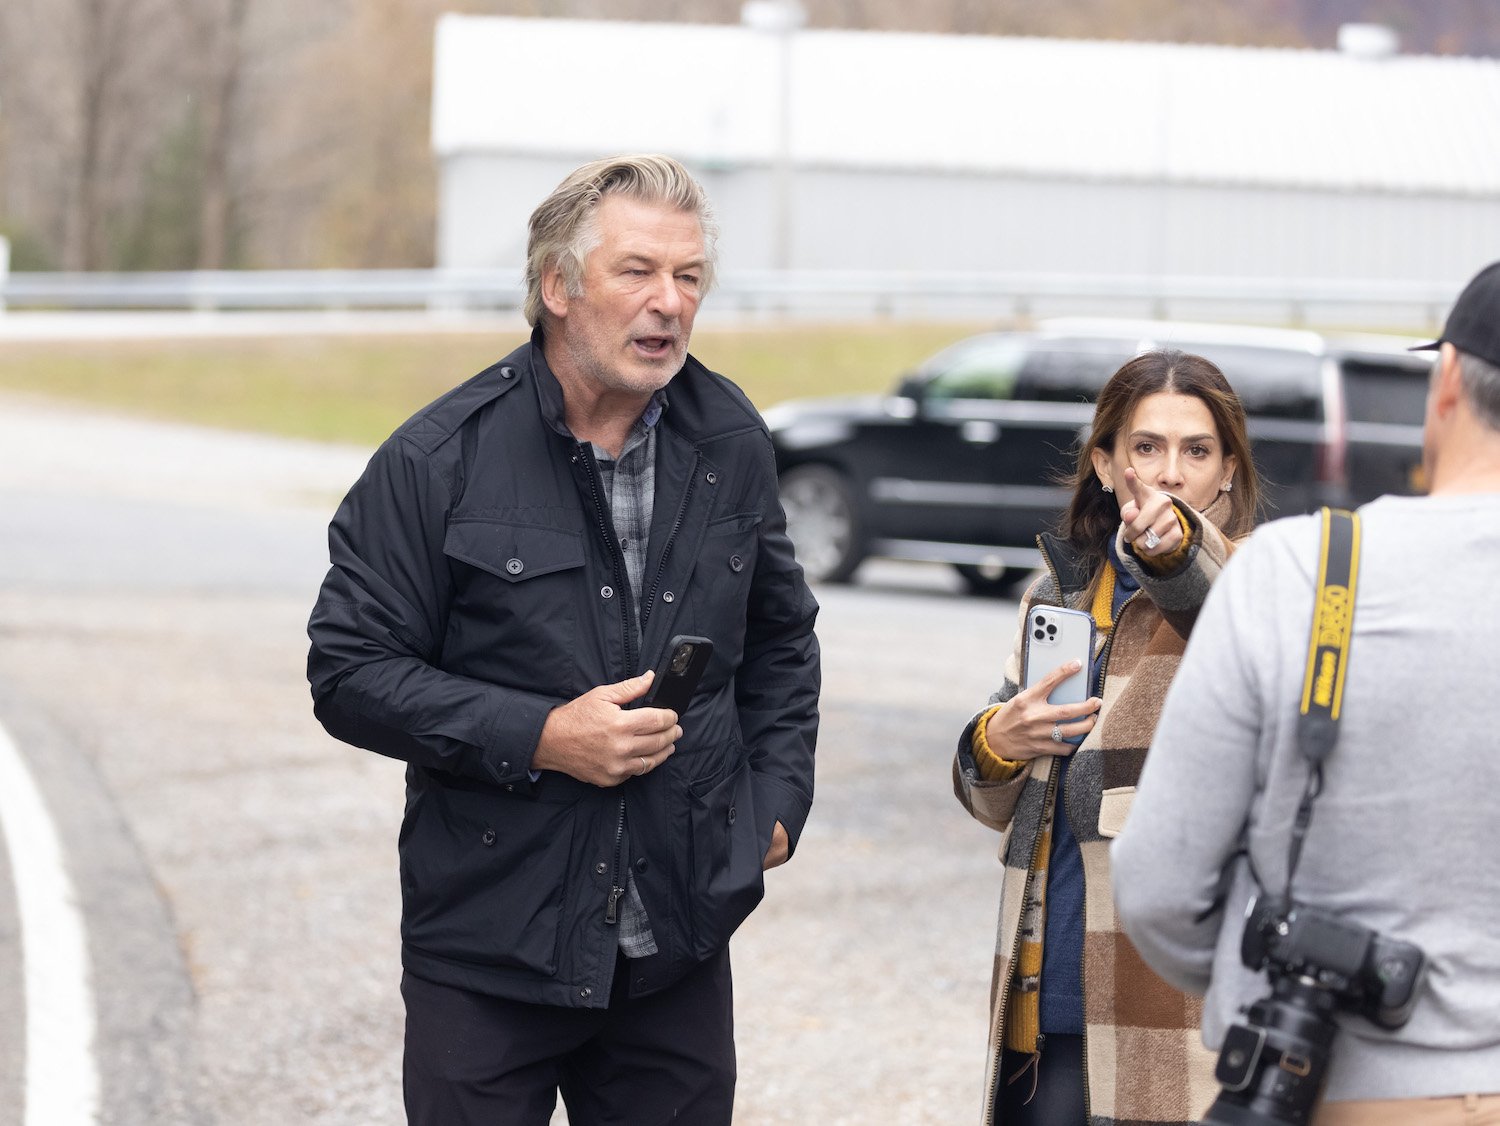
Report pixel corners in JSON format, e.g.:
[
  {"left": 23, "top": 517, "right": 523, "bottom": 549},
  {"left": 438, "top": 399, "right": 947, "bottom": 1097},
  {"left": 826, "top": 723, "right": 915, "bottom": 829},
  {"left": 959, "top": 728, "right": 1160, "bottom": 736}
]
[{"left": 960, "top": 420, "right": 1001, "bottom": 445}]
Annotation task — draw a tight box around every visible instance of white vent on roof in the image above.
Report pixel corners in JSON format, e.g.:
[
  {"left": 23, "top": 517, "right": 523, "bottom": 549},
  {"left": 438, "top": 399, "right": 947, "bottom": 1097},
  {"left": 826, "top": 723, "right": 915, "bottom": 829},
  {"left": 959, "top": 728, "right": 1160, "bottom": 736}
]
[
  {"left": 741, "top": 0, "right": 806, "bottom": 33},
  {"left": 1338, "top": 23, "right": 1399, "bottom": 60}
]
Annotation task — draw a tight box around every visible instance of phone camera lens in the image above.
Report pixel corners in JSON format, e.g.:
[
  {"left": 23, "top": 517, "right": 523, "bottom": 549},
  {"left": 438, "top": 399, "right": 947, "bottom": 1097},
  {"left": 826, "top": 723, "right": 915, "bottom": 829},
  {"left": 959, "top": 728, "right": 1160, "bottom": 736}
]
[
  {"left": 1033, "top": 628, "right": 1045, "bottom": 641},
  {"left": 669, "top": 645, "right": 692, "bottom": 674}
]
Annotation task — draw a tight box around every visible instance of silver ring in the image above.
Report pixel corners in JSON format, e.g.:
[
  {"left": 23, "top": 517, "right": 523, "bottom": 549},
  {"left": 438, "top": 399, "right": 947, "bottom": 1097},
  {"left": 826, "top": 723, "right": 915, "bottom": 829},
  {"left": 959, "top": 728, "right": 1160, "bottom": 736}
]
[
  {"left": 1140, "top": 528, "right": 1162, "bottom": 551},
  {"left": 1051, "top": 724, "right": 1063, "bottom": 744},
  {"left": 637, "top": 756, "right": 648, "bottom": 775}
]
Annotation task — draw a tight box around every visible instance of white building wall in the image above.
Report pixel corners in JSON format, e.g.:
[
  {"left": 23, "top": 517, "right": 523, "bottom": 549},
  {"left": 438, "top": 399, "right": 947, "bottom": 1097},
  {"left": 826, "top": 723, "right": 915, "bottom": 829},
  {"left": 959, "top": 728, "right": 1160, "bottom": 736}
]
[
  {"left": 439, "top": 153, "right": 1498, "bottom": 293},
  {"left": 431, "top": 16, "right": 1500, "bottom": 321},
  {"left": 435, "top": 154, "right": 581, "bottom": 275}
]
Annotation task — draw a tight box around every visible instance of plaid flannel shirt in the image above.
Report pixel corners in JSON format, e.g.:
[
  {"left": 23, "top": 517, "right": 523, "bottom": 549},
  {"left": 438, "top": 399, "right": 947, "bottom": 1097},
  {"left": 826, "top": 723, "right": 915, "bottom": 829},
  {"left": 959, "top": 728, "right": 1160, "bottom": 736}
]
[{"left": 590, "top": 391, "right": 665, "bottom": 957}]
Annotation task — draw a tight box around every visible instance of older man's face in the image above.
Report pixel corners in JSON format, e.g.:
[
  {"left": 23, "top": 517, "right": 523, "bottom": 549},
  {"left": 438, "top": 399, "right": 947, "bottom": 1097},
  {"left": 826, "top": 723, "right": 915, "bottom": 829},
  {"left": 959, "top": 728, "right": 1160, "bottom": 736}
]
[{"left": 545, "top": 195, "right": 706, "bottom": 400}]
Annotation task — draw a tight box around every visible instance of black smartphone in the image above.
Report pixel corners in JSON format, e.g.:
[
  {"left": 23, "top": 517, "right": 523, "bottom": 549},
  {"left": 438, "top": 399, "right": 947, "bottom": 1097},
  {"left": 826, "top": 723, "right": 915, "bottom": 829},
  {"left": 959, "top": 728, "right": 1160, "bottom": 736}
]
[{"left": 645, "top": 635, "right": 713, "bottom": 714}]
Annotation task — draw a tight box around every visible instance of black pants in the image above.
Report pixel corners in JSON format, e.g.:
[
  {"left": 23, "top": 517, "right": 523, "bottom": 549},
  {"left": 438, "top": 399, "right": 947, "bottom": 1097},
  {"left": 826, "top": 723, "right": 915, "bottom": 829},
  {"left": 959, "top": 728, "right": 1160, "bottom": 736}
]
[
  {"left": 999, "top": 1034, "right": 1086, "bottom": 1126},
  {"left": 401, "top": 948, "right": 736, "bottom": 1126}
]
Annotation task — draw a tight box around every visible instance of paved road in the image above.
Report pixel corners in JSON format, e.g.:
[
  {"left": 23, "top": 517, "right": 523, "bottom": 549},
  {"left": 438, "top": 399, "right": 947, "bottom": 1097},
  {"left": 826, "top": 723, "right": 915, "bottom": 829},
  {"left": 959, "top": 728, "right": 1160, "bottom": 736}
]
[{"left": 0, "top": 394, "right": 1013, "bottom": 1125}]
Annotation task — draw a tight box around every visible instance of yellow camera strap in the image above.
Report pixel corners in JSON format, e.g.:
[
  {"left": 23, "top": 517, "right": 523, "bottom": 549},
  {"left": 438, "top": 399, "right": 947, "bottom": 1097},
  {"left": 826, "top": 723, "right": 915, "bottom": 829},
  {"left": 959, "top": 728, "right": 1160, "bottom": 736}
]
[
  {"left": 1280, "top": 506, "right": 1361, "bottom": 891},
  {"left": 1196, "top": 506, "right": 1363, "bottom": 921},
  {"left": 1296, "top": 507, "right": 1361, "bottom": 766}
]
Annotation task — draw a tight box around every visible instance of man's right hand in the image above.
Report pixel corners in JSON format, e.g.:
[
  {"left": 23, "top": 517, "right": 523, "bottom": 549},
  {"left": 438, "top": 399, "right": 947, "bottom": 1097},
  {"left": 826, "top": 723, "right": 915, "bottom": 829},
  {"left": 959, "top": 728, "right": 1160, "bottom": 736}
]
[{"left": 532, "top": 670, "right": 682, "bottom": 787}]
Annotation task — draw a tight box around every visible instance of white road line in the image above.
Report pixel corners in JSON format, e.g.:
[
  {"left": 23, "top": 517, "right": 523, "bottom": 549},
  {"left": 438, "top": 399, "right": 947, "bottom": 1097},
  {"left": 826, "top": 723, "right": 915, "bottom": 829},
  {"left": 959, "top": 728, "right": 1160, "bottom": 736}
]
[{"left": 0, "top": 719, "right": 100, "bottom": 1125}]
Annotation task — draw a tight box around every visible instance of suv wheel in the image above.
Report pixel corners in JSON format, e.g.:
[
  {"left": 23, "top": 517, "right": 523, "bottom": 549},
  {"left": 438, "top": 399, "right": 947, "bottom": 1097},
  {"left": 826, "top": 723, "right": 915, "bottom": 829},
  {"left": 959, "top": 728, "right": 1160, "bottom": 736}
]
[
  {"left": 779, "top": 465, "right": 862, "bottom": 583},
  {"left": 954, "top": 562, "right": 1031, "bottom": 599}
]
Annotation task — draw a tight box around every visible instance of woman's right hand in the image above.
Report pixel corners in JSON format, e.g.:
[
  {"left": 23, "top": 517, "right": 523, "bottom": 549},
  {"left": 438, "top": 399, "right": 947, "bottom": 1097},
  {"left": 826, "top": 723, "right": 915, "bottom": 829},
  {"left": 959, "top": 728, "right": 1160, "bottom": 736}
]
[{"left": 984, "top": 660, "right": 1102, "bottom": 762}]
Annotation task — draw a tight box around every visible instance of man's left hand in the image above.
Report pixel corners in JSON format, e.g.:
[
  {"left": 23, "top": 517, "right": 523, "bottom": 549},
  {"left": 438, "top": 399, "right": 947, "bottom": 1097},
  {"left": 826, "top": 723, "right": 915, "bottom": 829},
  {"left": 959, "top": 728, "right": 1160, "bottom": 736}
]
[{"left": 763, "top": 821, "right": 789, "bottom": 870}]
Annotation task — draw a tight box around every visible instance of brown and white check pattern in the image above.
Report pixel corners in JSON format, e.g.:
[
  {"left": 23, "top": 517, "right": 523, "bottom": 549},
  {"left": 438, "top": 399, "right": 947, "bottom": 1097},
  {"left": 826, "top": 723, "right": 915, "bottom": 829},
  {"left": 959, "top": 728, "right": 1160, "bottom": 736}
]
[{"left": 954, "top": 496, "right": 1235, "bottom": 1125}]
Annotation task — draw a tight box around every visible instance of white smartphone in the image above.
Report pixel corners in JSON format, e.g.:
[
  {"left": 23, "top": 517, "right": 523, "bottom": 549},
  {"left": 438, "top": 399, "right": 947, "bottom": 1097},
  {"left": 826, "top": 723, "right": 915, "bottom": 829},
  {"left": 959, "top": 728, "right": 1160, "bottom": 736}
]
[{"left": 1021, "top": 605, "right": 1096, "bottom": 745}]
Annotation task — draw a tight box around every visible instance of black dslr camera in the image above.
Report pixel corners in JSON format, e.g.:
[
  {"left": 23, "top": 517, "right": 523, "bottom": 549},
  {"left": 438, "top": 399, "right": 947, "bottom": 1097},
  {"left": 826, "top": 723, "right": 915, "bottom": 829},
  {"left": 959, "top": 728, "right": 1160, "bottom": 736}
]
[{"left": 1202, "top": 894, "right": 1426, "bottom": 1126}]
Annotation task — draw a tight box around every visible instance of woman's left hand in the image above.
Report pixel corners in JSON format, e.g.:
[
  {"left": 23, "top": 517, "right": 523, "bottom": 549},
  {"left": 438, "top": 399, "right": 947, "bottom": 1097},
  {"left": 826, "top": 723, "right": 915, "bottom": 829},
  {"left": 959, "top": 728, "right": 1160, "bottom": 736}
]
[{"left": 1119, "top": 467, "right": 1182, "bottom": 557}]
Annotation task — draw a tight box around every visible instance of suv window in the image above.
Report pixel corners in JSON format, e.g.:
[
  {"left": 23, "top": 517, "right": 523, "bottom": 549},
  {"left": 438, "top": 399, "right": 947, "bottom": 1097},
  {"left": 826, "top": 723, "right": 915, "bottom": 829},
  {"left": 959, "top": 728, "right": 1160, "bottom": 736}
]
[
  {"left": 1015, "top": 339, "right": 1134, "bottom": 402},
  {"left": 1174, "top": 343, "right": 1323, "bottom": 420},
  {"left": 1342, "top": 359, "right": 1430, "bottom": 425},
  {"left": 922, "top": 335, "right": 1028, "bottom": 401}
]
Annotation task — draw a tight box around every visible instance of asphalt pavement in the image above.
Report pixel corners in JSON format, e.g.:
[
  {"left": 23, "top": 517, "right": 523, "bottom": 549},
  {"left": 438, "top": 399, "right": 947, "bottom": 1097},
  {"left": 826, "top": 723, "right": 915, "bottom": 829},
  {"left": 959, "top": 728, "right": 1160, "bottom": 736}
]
[{"left": 0, "top": 391, "right": 1011, "bottom": 1125}]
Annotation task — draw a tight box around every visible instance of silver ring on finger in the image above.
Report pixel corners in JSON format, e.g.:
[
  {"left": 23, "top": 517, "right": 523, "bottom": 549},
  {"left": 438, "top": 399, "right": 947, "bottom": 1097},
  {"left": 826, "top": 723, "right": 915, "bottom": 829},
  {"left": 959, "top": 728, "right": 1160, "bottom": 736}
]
[
  {"left": 637, "top": 756, "right": 649, "bottom": 775},
  {"left": 1051, "top": 724, "right": 1064, "bottom": 744},
  {"left": 1140, "top": 528, "right": 1162, "bottom": 551}
]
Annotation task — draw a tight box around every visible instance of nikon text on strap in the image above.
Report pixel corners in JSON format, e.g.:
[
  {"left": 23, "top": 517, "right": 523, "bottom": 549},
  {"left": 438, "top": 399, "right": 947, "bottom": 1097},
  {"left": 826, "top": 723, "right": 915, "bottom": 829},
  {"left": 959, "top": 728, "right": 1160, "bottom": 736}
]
[{"left": 1297, "top": 507, "right": 1361, "bottom": 765}]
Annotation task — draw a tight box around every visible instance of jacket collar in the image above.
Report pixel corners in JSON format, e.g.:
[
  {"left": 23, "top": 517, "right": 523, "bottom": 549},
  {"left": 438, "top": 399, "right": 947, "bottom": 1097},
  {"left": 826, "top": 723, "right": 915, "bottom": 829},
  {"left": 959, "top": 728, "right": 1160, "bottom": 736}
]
[
  {"left": 528, "top": 326, "right": 669, "bottom": 442},
  {"left": 521, "top": 326, "right": 751, "bottom": 447},
  {"left": 525, "top": 327, "right": 573, "bottom": 440}
]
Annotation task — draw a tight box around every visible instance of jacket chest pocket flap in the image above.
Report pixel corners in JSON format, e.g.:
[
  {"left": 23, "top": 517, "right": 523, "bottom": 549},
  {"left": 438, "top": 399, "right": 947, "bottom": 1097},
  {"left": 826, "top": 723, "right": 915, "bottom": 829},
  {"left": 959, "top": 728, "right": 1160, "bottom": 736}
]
[
  {"left": 698, "top": 512, "right": 761, "bottom": 587},
  {"left": 444, "top": 519, "right": 585, "bottom": 583}
]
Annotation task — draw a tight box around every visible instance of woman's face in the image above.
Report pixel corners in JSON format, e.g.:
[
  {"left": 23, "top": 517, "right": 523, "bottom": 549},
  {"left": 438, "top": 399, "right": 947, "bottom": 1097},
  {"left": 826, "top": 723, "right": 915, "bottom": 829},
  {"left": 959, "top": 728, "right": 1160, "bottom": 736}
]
[{"left": 1091, "top": 391, "right": 1237, "bottom": 513}]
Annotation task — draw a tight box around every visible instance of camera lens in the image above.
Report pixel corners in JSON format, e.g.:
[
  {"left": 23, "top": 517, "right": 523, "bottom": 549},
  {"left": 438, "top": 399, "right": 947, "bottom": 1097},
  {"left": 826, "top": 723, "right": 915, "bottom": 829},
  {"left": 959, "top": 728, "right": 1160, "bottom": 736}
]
[
  {"left": 669, "top": 645, "right": 692, "bottom": 674},
  {"left": 1033, "top": 629, "right": 1045, "bottom": 641}
]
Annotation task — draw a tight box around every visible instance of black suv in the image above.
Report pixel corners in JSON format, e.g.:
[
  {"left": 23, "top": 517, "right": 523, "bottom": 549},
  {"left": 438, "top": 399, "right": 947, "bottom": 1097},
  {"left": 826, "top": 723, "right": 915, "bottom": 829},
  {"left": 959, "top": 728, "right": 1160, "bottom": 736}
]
[{"left": 765, "top": 317, "right": 1431, "bottom": 594}]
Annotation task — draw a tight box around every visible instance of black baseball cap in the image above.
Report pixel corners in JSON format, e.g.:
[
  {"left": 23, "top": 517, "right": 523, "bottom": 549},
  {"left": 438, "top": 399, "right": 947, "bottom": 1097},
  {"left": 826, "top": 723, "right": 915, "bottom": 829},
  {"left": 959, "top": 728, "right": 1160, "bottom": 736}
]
[{"left": 1410, "top": 260, "right": 1500, "bottom": 368}]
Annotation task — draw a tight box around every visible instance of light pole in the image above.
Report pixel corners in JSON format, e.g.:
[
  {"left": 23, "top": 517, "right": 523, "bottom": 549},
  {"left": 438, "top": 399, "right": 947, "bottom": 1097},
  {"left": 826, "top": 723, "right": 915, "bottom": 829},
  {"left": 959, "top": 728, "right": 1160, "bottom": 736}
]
[{"left": 741, "top": 0, "right": 805, "bottom": 274}]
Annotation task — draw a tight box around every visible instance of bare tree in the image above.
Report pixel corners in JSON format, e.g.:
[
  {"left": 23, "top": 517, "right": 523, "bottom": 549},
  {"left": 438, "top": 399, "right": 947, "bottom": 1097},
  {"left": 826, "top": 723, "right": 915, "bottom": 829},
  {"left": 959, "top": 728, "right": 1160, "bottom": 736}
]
[
  {"left": 185, "top": 0, "right": 252, "bottom": 268},
  {"left": 0, "top": 0, "right": 74, "bottom": 266},
  {"left": 59, "top": 0, "right": 185, "bottom": 268}
]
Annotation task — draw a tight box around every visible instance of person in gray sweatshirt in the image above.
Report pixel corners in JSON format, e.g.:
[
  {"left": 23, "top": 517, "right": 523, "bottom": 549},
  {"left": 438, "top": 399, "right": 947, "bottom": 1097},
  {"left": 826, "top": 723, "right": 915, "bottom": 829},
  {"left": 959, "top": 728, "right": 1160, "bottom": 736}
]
[{"left": 1112, "top": 260, "right": 1500, "bottom": 1126}]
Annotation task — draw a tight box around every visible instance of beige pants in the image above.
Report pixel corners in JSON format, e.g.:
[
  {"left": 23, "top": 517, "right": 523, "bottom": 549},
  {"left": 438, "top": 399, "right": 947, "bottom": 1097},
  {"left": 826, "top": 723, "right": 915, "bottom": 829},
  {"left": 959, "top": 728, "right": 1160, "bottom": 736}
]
[{"left": 1315, "top": 1094, "right": 1500, "bottom": 1126}]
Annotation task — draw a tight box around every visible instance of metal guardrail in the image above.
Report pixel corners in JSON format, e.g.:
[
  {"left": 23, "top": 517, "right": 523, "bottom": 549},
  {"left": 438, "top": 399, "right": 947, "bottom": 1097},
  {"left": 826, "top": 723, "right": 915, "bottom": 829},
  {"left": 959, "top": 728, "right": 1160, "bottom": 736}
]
[
  {"left": 0, "top": 269, "right": 525, "bottom": 311},
  {"left": 0, "top": 267, "right": 1457, "bottom": 327}
]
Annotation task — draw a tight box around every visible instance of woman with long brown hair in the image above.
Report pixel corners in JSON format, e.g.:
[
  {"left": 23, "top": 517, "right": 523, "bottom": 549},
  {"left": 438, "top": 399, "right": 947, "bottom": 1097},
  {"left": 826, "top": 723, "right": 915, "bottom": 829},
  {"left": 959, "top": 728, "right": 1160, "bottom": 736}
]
[{"left": 953, "top": 349, "right": 1260, "bottom": 1124}]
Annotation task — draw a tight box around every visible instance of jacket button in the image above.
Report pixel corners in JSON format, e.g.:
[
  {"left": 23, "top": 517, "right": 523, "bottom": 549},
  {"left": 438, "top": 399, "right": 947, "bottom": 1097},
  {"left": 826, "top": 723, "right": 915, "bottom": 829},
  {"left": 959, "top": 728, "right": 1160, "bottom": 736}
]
[
  {"left": 481, "top": 828, "right": 496, "bottom": 846},
  {"left": 499, "top": 760, "right": 510, "bottom": 773},
  {"left": 662, "top": 591, "right": 675, "bottom": 603},
  {"left": 505, "top": 558, "right": 523, "bottom": 575},
  {"left": 635, "top": 857, "right": 649, "bottom": 873},
  {"left": 595, "top": 861, "right": 608, "bottom": 875},
  {"left": 601, "top": 586, "right": 614, "bottom": 599},
  {"left": 579, "top": 987, "right": 592, "bottom": 1000},
  {"left": 705, "top": 471, "right": 718, "bottom": 484},
  {"left": 727, "top": 806, "right": 737, "bottom": 825},
  {"left": 500, "top": 366, "right": 516, "bottom": 380},
  {"left": 729, "top": 554, "right": 744, "bottom": 572}
]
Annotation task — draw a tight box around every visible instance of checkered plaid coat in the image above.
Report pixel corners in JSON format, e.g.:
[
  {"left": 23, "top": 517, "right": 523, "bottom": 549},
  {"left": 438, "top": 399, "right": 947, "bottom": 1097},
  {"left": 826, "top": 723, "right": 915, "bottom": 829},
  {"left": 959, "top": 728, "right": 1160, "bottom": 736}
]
[{"left": 953, "top": 496, "right": 1236, "bottom": 1125}]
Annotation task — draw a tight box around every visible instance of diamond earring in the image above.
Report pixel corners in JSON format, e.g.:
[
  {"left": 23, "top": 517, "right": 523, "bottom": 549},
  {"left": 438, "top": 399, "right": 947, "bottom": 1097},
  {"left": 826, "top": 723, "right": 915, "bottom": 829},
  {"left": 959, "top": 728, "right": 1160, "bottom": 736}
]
[
  {"left": 1222, "top": 481, "right": 1234, "bottom": 493},
  {"left": 1102, "top": 483, "right": 1114, "bottom": 494}
]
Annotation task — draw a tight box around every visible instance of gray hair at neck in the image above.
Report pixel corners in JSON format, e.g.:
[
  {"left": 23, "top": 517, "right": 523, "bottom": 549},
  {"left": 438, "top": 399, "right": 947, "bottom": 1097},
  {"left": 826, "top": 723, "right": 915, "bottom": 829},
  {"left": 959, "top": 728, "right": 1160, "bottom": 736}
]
[{"left": 1457, "top": 349, "right": 1500, "bottom": 432}]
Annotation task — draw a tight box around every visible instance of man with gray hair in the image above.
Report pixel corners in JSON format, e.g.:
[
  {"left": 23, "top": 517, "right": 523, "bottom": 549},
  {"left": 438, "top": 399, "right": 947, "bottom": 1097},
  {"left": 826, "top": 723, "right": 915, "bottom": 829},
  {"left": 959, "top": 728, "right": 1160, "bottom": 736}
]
[
  {"left": 308, "top": 154, "right": 820, "bottom": 1125},
  {"left": 1112, "top": 259, "right": 1500, "bottom": 1123}
]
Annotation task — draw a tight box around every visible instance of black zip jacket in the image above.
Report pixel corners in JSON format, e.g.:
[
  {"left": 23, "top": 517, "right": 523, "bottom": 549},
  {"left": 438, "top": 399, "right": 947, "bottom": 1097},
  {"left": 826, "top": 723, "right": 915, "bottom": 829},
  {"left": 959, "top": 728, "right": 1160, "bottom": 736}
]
[{"left": 307, "top": 334, "right": 820, "bottom": 1007}]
